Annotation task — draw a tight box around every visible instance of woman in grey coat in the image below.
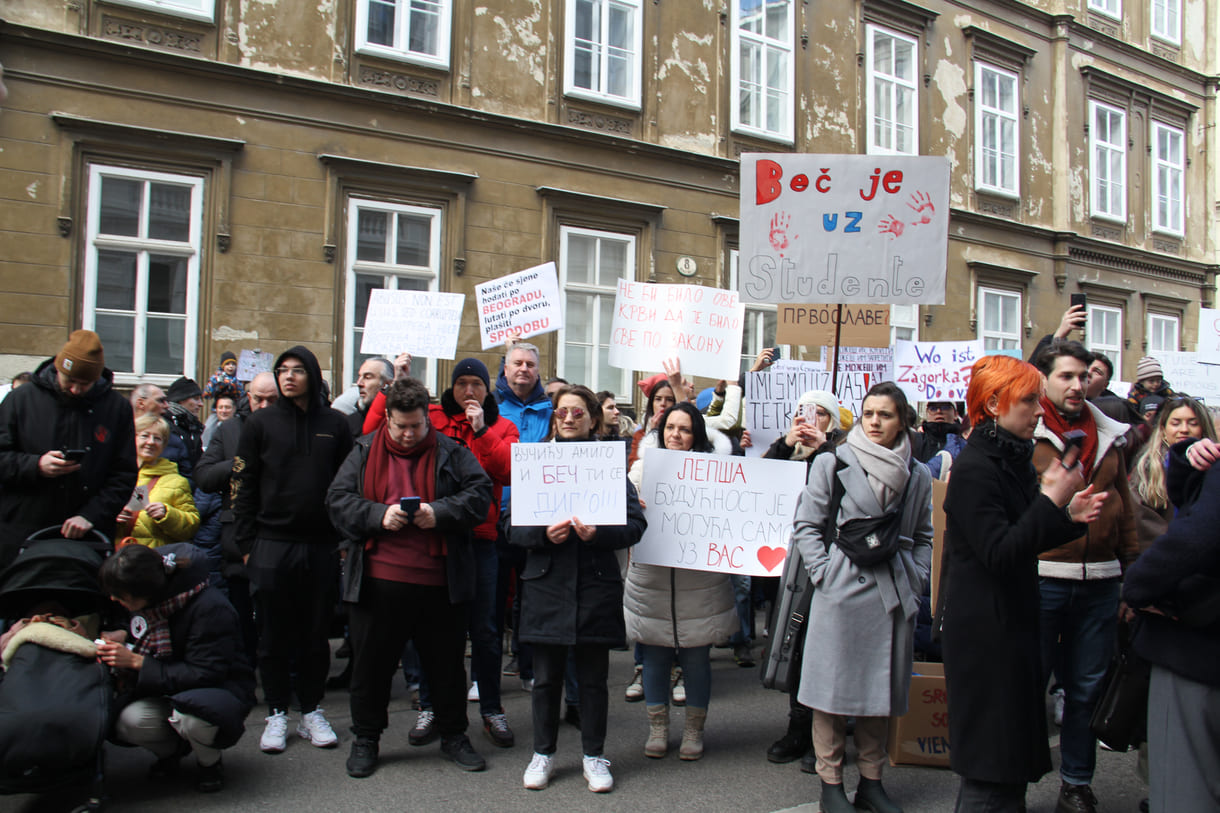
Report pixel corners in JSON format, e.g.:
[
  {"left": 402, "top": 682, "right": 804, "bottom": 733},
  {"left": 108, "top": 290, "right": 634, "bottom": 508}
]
[{"left": 792, "top": 382, "right": 933, "bottom": 813}]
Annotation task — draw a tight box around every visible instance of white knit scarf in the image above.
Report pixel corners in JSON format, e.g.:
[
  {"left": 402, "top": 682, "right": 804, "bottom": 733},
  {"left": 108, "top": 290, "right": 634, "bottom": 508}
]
[{"left": 845, "top": 424, "right": 911, "bottom": 511}]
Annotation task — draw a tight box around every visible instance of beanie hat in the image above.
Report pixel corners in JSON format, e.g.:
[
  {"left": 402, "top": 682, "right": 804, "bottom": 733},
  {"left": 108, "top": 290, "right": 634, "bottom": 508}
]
[
  {"left": 838, "top": 407, "right": 854, "bottom": 431},
  {"left": 1136, "top": 356, "right": 1163, "bottom": 382},
  {"left": 165, "top": 377, "right": 203, "bottom": 402},
  {"left": 220, "top": 351, "right": 237, "bottom": 366},
  {"left": 55, "top": 330, "right": 105, "bottom": 382},
  {"left": 696, "top": 387, "right": 716, "bottom": 412},
  {"left": 638, "top": 372, "right": 668, "bottom": 400},
  {"left": 452, "top": 358, "right": 490, "bottom": 390},
  {"left": 796, "top": 390, "right": 842, "bottom": 431}
]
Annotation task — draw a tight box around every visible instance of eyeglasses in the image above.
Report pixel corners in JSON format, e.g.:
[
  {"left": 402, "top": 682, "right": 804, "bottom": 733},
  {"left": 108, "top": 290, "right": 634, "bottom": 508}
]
[
  {"left": 555, "top": 407, "right": 586, "bottom": 421},
  {"left": 275, "top": 367, "right": 307, "bottom": 378}
]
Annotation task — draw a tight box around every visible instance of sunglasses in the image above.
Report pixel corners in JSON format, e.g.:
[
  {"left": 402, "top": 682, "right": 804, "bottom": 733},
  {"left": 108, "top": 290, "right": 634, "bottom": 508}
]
[{"left": 555, "top": 407, "right": 586, "bottom": 420}]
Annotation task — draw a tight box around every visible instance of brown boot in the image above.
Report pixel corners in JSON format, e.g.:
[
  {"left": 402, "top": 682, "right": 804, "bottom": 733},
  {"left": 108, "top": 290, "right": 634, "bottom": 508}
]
[
  {"left": 679, "top": 706, "right": 707, "bottom": 760},
  {"left": 644, "top": 704, "right": 668, "bottom": 758}
]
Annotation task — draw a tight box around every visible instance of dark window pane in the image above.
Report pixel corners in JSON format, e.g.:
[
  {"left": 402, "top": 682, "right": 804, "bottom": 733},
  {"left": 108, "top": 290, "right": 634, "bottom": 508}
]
[
  {"left": 96, "top": 250, "right": 137, "bottom": 310},
  {"left": 146, "top": 317, "right": 186, "bottom": 375},
  {"left": 99, "top": 177, "right": 141, "bottom": 237},
  {"left": 356, "top": 210, "right": 388, "bottom": 262},
  {"left": 148, "top": 183, "right": 192, "bottom": 242},
  {"left": 355, "top": 274, "right": 384, "bottom": 327},
  {"left": 395, "top": 214, "right": 432, "bottom": 267},
  {"left": 95, "top": 313, "right": 134, "bottom": 372},
  {"left": 368, "top": 0, "right": 396, "bottom": 45},
  {"left": 147, "top": 255, "right": 188, "bottom": 314}
]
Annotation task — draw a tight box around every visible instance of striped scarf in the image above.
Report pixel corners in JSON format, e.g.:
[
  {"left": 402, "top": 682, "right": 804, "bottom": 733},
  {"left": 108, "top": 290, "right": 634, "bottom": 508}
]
[{"left": 130, "top": 581, "right": 207, "bottom": 659}]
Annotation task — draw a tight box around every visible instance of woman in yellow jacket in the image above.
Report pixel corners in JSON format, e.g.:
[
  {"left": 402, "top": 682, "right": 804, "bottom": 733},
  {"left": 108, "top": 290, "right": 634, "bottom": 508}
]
[{"left": 118, "top": 413, "right": 199, "bottom": 548}]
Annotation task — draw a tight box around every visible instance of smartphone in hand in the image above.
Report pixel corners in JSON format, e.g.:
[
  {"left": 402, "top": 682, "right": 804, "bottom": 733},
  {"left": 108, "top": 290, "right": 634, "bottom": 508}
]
[
  {"left": 399, "top": 496, "right": 421, "bottom": 518},
  {"left": 1061, "top": 429, "right": 1087, "bottom": 468}
]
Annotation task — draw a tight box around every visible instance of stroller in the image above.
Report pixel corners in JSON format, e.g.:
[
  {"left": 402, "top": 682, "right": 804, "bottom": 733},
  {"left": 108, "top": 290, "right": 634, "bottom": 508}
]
[{"left": 0, "top": 527, "right": 113, "bottom": 812}]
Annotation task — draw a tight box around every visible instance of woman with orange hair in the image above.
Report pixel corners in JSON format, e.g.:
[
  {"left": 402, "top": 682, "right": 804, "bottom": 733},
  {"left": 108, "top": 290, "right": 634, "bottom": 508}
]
[{"left": 940, "top": 355, "right": 1107, "bottom": 812}]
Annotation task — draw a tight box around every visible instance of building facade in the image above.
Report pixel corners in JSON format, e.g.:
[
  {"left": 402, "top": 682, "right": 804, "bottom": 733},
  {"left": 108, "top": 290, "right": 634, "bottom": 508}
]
[{"left": 1, "top": 0, "right": 1215, "bottom": 402}]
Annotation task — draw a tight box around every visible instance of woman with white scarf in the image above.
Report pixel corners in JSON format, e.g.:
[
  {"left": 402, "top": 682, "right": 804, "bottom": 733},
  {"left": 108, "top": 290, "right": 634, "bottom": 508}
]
[{"left": 790, "top": 382, "right": 934, "bottom": 813}]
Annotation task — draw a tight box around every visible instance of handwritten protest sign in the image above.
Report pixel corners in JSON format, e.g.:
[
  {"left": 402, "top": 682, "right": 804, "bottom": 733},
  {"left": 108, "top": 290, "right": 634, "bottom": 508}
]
[
  {"left": 739, "top": 154, "right": 950, "bottom": 305},
  {"left": 359, "top": 289, "right": 465, "bottom": 359},
  {"left": 632, "top": 449, "right": 807, "bottom": 576},
  {"left": 1199, "top": 308, "right": 1220, "bottom": 359},
  {"left": 778, "top": 304, "right": 892, "bottom": 347},
  {"left": 236, "top": 350, "right": 274, "bottom": 382},
  {"left": 893, "top": 341, "right": 983, "bottom": 403},
  {"left": 475, "top": 263, "right": 563, "bottom": 349},
  {"left": 1158, "top": 351, "right": 1220, "bottom": 402},
  {"left": 744, "top": 360, "right": 871, "bottom": 456},
  {"left": 607, "top": 281, "right": 745, "bottom": 380},
  {"left": 510, "top": 442, "right": 627, "bottom": 526},
  {"left": 819, "top": 346, "right": 894, "bottom": 416}
]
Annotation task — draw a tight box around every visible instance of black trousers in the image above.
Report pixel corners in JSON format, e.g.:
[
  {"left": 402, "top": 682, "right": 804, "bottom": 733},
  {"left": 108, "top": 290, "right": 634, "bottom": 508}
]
[
  {"left": 953, "top": 777, "right": 1027, "bottom": 812},
  {"left": 532, "top": 642, "right": 609, "bottom": 757},
  {"left": 250, "top": 540, "right": 337, "bottom": 714},
  {"left": 348, "top": 577, "right": 470, "bottom": 740}
]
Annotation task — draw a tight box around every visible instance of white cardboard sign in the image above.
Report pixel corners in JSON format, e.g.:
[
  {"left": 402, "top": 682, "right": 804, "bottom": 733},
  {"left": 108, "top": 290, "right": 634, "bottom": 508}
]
[
  {"left": 607, "top": 280, "right": 745, "bottom": 380},
  {"left": 1158, "top": 350, "right": 1220, "bottom": 402},
  {"left": 1199, "top": 308, "right": 1220, "bottom": 360},
  {"left": 475, "top": 263, "right": 564, "bottom": 349},
  {"left": 359, "top": 289, "right": 465, "bottom": 359},
  {"left": 743, "top": 360, "right": 871, "bottom": 456},
  {"left": 510, "top": 442, "right": 628, "bottom": 526},
  {"left": 236, "top": 350, "right": 274, "bottom": 382},
  {"left": 632, "top": 449, "right": 807, "bottom": 577},
  {"left": 739, "top": 154, "right": 950, "bottom": 305},
  {"left": 893, "top": 341, "right": 984, "bottom": 403}
]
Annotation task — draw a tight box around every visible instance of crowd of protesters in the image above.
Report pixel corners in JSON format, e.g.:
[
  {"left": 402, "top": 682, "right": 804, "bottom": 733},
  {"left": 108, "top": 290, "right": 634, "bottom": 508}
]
[{"left": 0, "top": 314, "right": 1216, "bottom": 812}]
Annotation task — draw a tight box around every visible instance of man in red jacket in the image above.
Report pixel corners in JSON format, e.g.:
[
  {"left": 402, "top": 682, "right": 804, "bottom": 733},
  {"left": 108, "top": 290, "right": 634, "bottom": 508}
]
[{"left": 418, "top": 358, "right": 520, "bottom": 748}]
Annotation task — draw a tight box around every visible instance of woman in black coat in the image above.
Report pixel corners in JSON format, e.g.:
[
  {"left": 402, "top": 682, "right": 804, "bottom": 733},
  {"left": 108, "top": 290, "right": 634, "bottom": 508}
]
[
  {"left": 96, "top": 542, "right": 256, "bottom": 793},
  {"left": 506, "top": 384, "right": 646, "bottom": 794},
  {"left": 940, "top": 356, "right": 1105, "bottom": 812}
]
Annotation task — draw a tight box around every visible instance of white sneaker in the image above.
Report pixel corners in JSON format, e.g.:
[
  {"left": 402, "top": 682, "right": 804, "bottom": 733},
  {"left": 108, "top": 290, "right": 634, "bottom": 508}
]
[
  {"left": 583, "top": 755, "right": 613, "bottom": 792},
  {"left": 467, "top": 681, "right": 480, "bottom": 702},
  {"left": 523, "top": 752, "right": 555, "bottom": 790},
  {"left": 260, "top": 711, "right": 289, "bottom": 753},
  {"left": 297, "top": 708, "right": 339, "bottom": 748}
]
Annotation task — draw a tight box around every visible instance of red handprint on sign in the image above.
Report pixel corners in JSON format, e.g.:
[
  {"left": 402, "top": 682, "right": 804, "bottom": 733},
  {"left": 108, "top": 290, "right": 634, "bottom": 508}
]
[
  {"left": 769, "top": 212, "right": 794, "bottom": 254},
  {"left": 878, "top": 216, "right": 905, "bottom": 238},
  {"left": 907, "top": 190, "right": 935, "bottom": 225}
]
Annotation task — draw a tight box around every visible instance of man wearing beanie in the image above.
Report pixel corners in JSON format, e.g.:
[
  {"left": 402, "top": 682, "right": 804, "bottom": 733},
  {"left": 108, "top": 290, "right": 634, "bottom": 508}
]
[
  {"left": 424, "top": 357, "right": 520, "bottom": 748},
  {"left": 164, "top": 376, "right": 207, "bottom": 472},
  {"left": 1126, "top": 356, "right": 1178, "bottom": 421},
  {"left": 0, "top": 329, "right": 137, "bottom": 567}
]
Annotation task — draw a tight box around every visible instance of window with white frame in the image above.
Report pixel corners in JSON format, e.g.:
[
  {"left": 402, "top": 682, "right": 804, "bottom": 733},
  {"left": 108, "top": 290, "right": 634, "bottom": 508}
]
[
  {"left": 977, "top": 287, "right": 1021, "bottom": 351},
  {"left": 356, "top": 0, "right": 452, "bottom": 69},
  {"left": 344, "top": 198, "right": 442, "bottom": 391},
  {"left": 1146, "top": 313, "right": 1179, "bottom": 354},
  {"left": 1151, "top": 0, "right": 1180, "bottom": 43},
  {"left": 891, "top": 304, "right": 918, "bottom": 343},
  {"left": 1089, "top": 100, "right": 1127, "bottom": 222},
  {"left": 105, "top": 0, "right": 214, "bottom": 23},
  {"left": 559, "top": 226, "right": 634, "bottom": 395},
  {"left": 729, "top": 249, "right": 784, "bottom": 376},
  {"left": 974, "top": 63, "right": 1019, "bottom": 196},
  {"left": 82, "top": 165, "right": 203, "bottom": 384},
  {"left": 1087, "top": 304, "right": 1123, "bottom": 376},
  {"left": 1151, "top": 122, "right": 1184, "bottom": 236},
  {"left": 731, "top": 0, "right": 794, "bottom": 141},
  {"left": 867, "top": 25, "right": 919, "bottom": 155},
  {"left": 1088, "top": 0, "right": 1121, "bottom": 19},
  {"left": 564, "top": 0, "right": 642, "bottom": 107}
]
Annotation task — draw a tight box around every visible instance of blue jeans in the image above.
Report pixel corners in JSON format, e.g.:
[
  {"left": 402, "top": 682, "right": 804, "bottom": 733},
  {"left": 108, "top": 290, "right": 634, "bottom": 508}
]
[
  {"left": 639, "top": 644, "right": 711, "bottom": 709},
  {"left": 1038, "top": 577, "right": 1119, "bottom": 786},
  {"left": 728, "top": 575, "right": 752, "bottom": 645},
  {"left": 420, "top": 540, "right": 503, "bottom": 717}
]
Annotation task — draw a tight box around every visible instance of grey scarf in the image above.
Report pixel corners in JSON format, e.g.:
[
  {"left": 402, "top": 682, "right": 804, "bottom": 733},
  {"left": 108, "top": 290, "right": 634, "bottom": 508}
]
[{"left": 846, "top": 424, "right": 911, "bottom": 510}]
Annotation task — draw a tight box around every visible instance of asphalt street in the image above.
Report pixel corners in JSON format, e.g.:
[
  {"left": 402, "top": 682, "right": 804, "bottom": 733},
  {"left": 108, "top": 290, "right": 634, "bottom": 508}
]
[{"left": 9, "top": 644, "right": 1147, "bottom": 813}]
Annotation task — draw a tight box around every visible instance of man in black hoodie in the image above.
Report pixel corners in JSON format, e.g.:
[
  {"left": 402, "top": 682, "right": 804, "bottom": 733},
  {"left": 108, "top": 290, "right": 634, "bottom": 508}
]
[
  {"left": 0, "top": 329, "right": 137, "bottom": 568},
  {"left": 231, "top": 346, "right": 353, "bottom": 755}
]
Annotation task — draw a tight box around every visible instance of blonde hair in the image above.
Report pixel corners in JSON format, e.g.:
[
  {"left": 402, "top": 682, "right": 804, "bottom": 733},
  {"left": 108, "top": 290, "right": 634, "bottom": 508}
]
[
  {"left": 134, "top": 413, "right": 170, "bottom": 444},
  {"left": 1132, "top": 396, "right": 1216, "bottom": 510}
]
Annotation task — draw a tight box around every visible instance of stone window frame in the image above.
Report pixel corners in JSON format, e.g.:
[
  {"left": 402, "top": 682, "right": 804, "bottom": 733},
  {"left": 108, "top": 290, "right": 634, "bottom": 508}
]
[
  {"left": 1150, "top": 121, "right": 1185, "bottom": 237},
  {"left": 1088, "top": 99, "right": 1128, "bottom": 224},
  {"left": 730, "top": 0, "right": 796, "bottom": 144},
  {"left": 964, "top": 26, "right": 1035, "bottom": 201},
  {"left": 860, "top": 0, "right": 937, "bottom": 157},
  {"left": 354, "top": 0, "right": 454, "bottom": 71},
  {"left": 562, "top": 0, "right": 645, "bottom": 111},
  {"left": 1077, "top": 279, "right": 1133, "bottom": 376},
  {"left": 968, "top": 261, "right": 1036, "bottom": 352}
]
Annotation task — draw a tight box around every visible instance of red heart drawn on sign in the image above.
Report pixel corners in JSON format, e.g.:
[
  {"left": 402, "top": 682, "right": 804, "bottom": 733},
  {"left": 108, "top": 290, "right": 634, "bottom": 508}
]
[{"left": 756, "top": 545, "right": 786, "bottom": 573}]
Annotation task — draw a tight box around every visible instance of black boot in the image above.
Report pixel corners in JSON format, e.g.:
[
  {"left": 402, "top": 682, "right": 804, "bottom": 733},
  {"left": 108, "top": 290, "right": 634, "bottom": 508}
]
[
  {"left": 767, "top": 716, "right": 812, "bottom": 763},
  {"left": 346, "top": 737, "right": 379, "bottom": 778},
  {"left": 821, "top": 781, "right": 855, "bottom": 813},
  {"left": 854, "top": 777, "right": 903, "bottom": 813}
]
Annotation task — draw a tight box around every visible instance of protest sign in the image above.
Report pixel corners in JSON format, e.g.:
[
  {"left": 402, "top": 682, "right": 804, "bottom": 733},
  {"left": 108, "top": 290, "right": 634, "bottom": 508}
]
[
  {"left": 739, "top": 154, "right": 950, "bottom": 306},
  {"left": 236, "top": 349, "right": 274, "bottom": 382},
  {"left": 475, "top": 262, "right": 563, "bottom": 349},
  {"left": 510, "top": 442, "right": 627, "bottom": 526},
  {"left": 359, "top": 289, "right": 465, "bottom": 359},
  {"left": 1199, "top": 308, "right": 1220, "bottom": 359},
  {"left": 744, "top": 360, "right": 871, "bottom": 455},
  {"left": 607, "top": 280, "right": 745, "bottom": 380},
  {"left": 819, "top": 346, "right": 894, "bottom": 417},
  {"left": 632, "top": 449, "right": 807, "bottom": 577},
  {"left": 777, "top": 304, "right": 892, "bottom": 347},
  {"left": 893, "top": 341, "right": 983, "bottom": 403},
  {"left": 1158, "top": 351, "right": 1220, "bottom": 402}
]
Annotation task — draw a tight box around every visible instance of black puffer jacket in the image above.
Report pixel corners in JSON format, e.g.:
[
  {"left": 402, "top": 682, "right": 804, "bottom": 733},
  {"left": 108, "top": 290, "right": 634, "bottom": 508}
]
[
  {"left": 0, "top": 359, "right": 137, "bottom": 565},
  {"left": 194, "top": 414, "right": 247, "bottom": 576}
]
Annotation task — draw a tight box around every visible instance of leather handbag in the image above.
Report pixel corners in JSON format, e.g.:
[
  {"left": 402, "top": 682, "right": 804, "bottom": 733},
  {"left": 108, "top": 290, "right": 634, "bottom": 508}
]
[{"left": 1089, "top": 622, "right": 1150, "bottom": 752}]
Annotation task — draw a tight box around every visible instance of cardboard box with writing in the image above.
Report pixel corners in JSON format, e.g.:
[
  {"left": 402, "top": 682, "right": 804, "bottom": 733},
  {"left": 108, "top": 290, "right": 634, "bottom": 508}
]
[{"left": 888, "top": 662, "right": 950, "bottom": 768}]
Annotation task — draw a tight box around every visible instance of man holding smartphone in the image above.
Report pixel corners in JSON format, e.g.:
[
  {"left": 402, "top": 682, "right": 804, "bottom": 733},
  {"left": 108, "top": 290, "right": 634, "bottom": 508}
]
[
  {"left": 0, "top": 330, "right": 136, "bottom": 567},
  {"left": 1031, "top": 340, "right": 1138, "bottom": 813}
]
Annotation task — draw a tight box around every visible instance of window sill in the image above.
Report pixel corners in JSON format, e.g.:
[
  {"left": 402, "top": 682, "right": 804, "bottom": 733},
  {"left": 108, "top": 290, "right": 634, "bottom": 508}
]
[
  {"left": 563, "top": 88, "right": 642, "bottom": 113},
  {"left": 98, "top": 0, "right": 216, "bottom": 25},
  {"left": 355, "top": 44, "right": 450, "bottom": 74}
]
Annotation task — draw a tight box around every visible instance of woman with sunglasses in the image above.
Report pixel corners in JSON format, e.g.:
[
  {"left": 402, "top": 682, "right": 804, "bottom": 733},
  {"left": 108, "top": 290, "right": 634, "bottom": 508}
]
[
  {"left": 624, "top": 401, "right": 736, "bottom": 762},
  {"left": 507, "top": 384, "right": 646, "bottom": 793}
]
